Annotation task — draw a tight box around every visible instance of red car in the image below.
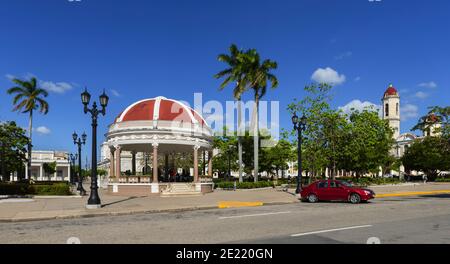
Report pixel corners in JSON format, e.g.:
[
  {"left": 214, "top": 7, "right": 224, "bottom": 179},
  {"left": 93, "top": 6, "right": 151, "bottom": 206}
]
[{"left": 300, "top": 180, "right": 375, "bottom": 204}]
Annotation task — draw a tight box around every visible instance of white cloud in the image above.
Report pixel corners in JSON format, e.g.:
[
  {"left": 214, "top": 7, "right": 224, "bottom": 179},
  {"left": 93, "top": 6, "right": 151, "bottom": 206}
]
[
  {"left": 418, "top": 81, "right": 437, "bottom": 89},
  {"left": 35, "top": 126, "right": 51, "bottom": 135},
  {"left": 401, "top": 104, "right": 419, "bottom": 121},
  {"left": 111, "top": 89, "right": 121, "bottom": 97},
  {"left": 5, "top": 74, "right": 15, "bottom": 80},
  {"left": 339, "top": 100, "right": 381, "bottom": 116},
  {"left": 41, "top": 81, "right": 73, "bottom": 94},
  {"left": 414, "top": 91, "right": 429, "bottom": 99},
  {"left": 334, "top": 51, "right": 352, "bottom": 60},
  {"left": 311, "top": 67, "right": 346, "bottom": 85},
  {"left": 354, "top": 76, "right": 361, "bottom": 82}
]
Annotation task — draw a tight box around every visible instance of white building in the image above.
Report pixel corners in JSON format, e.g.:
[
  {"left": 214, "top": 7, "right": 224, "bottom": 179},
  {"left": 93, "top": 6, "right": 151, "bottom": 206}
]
[{"left": 11, "top": 150, "right": 71, "bottom": 182}]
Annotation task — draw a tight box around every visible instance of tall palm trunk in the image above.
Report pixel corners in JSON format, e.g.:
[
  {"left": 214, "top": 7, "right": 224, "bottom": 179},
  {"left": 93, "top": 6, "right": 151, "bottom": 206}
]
[
  {"left": 237, "top": 100, "right": 244, "bottom": 183},
  {"left": 27, "top": 109, "right": 33, "bottom": 181},
  {"left": 253, "top": 96, "right": 259, "bottom": 182}
]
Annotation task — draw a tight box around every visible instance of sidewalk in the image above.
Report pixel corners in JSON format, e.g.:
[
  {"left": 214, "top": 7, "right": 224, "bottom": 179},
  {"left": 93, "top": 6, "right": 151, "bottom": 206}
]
[
  {"left": 0, "top": 187, "right": 298, "bottom": 222},
  {"left": 1, "top": 183, "right": 449, "bottom": 223}
]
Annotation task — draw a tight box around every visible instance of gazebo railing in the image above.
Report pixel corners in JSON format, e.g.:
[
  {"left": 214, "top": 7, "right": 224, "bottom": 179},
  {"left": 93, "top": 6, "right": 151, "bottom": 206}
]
[{"left": 109, "top": 176, "right": 152, "bottom": 184}]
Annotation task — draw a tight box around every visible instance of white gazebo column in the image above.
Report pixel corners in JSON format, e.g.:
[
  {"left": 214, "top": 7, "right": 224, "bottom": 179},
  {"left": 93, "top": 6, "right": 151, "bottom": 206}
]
[
  {"left": 193, "top": 146, "right": 200, "bottom": 183},
  {"left": 115, "top": 146, "right": 122, "bottom": 181},
  {"left": 152, "top": 143, "right": 159, "bottom": 183},
  {"left": 109, "top": 147, "right": 115, "bottom": 181},
  {"left": 151, "top": 143, "right": 159, "bottom": 194}
]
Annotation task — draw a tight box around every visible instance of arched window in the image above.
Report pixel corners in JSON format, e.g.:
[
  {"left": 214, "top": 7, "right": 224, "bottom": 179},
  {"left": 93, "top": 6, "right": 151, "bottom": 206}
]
[
  {"left": 396, "top": 103, "right": 399, "bottom": 116},
  {"left": 385, "top": 103, "right": 389, "bottom": 117}
]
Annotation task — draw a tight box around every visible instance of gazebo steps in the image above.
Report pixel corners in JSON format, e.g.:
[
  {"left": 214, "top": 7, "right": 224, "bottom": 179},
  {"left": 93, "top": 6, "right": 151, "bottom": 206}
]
[
  {"left": 160, "top": 183, "right": 202, "bottom": 197},
  {"left": 160, "top": 192, "right": 202, "bottom": 197}
]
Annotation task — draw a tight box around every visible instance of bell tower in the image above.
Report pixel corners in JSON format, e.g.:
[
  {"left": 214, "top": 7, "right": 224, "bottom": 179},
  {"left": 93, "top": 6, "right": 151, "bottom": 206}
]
[{"left": 382, "top": 84, "right": 400, "bottom": 139}]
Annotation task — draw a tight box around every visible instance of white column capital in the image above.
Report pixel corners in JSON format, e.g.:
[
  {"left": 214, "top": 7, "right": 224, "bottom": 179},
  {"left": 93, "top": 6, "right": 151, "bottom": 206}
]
[{"left": 152, "top": 142, "right": 159, "bottom": 148}]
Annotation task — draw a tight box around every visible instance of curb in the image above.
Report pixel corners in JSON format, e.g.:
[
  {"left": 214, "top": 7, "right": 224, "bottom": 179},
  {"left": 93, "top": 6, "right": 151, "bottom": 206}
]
[
  {"left": 375, "top": 190, "right": 450, "bottom": 198},
  {"left": 0, "top": 200, "right": 298, "bottom": 223}
]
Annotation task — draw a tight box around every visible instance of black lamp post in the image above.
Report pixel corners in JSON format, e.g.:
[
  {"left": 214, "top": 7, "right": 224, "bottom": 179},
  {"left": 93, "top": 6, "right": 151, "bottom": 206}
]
[
  {"left": 69, "top": 153, "right": 78, "bottom": 185},
  {"left": 73, "top": 131, "right": 87, "bottom": 195},
  {"left": 292, "top": 112, "right": 307, "bottom": 194},
  {"left": 81, "top": 88, "right": 109, "bottom": 209}
]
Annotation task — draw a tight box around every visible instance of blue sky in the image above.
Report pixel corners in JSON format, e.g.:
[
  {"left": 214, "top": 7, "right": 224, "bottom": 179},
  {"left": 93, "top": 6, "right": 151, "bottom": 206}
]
[{"left": 1, "top": 0, "right": 449, "bottom": 160}]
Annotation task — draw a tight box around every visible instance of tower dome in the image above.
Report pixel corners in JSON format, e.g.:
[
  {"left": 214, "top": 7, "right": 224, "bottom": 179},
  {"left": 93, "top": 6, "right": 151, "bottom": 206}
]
[{"left": 384, "top": 84, "right": 399, "bottom": 97}]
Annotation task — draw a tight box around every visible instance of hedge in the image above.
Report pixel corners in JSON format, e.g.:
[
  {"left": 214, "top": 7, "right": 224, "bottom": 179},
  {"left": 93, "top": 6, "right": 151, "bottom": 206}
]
[
  {"left": 0, "top": 183, "right": 72, "bottom": 196},
  {"left": 215, "top": 181, "right": 275, "bottom": 189},
  {"left": 335, "top": 177, "right": 404, "bottom": 186},
  {"left": 436, "top": 178, "right": 450, "bottom": 182}
]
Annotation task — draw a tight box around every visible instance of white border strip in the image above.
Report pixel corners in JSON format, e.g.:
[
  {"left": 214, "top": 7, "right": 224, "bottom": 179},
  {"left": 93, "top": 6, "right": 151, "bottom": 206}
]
[
  {"left": 218, "top": 211, "right": 291, "bottom": 220},
  {"left": 291, "top": 225, "right": 373, "bottom": 237}
]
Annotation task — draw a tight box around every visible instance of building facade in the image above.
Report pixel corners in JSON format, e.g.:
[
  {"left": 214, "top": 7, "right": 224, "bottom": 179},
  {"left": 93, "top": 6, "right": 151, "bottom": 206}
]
[{"left": 9, "top": 150, "right": 71, "bottom": 182}]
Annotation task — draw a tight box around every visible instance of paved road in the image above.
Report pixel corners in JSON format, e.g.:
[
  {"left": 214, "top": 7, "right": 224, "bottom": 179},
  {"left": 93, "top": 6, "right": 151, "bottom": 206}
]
[{"left": 1, "top": 194, "right": 449, "bottom": 244}]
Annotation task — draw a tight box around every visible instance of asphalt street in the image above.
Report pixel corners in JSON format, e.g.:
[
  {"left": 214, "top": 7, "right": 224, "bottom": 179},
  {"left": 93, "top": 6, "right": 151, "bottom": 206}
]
[{"left": 1, "top": 194, "right": 449, "bottom": 244}]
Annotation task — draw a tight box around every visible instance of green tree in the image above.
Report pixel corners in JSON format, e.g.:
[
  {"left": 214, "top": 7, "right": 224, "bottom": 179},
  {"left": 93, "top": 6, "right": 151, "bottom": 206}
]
[
  {"left": 260, "top": 139, "right": 295, "bottom": 179},
  {"left": 212, "top": 127, "right": 239, "bottom": 178},
  {"left": 402, "top": 137, "right": 450, "bottom": 180},
  {"left": 0, "top": 121, "right": 29, "bottom": 182},
  {"left": 287, "top": 84, "right": 394, "bottom": 179},
  {"left": 7, "top": 77, "right": 49, "bottom": 181},
  {"left": 287, "top": 83, "right": 334, "bottom": 180},
  {"left": 413, "top": 106, "right": 450, "bottom": 138},
  {"left": 241, "top": 48, "right": 279, "bottom": 182},
  {"left": 215, "top": 44, "right": 249, "bottom": 183},
  {"left": 343, "top": 109, "right": 395, "bottom": 177},
  {"left": 43, "top": 161, "right": 57, "bottom": 179}
]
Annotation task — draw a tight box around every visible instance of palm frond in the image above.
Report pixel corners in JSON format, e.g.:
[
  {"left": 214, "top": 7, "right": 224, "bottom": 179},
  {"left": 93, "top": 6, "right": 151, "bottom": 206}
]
[
  {"left": 36, "top": 97, "right": 49, "bottom": 114},
  {"left": 13, "top": 100, "right": 28, "bottom": 113},
  {"left": 13, "top": 93, "right": 26, "bottom": 105},
  {"left": 33, "top": 88, "right": 49, "bottom": 97},
  {"left": 7, "top": 86, "right": 27, "bottom": 95},
  {"left": 214, "top": 69, "right": 232, "bottom": 79}
]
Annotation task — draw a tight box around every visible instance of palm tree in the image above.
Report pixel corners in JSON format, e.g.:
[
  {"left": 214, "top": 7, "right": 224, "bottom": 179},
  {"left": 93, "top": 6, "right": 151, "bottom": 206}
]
[
  {"left": 215, "top": 44, "right": 250, "bottom": 183},
  {"left": 7, "top": 77, "right": 49, "bottom": 181},
  {"left": 241, "top": 49, "right": 278, "bottom": 182}
]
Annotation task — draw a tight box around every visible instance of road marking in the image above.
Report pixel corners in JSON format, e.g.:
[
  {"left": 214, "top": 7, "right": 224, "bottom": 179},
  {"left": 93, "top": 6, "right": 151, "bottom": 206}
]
[
  {"left": 376, "top": 190, "right": 450, "bottom": 198},
  {"left": 218, "top": 201, "right": 264, "bottom": 209},
  {"left": 291, "top": 225, "right": 373, "bottom": 237},
  {"left": 219, "top": 211, "right": 291, "bottom": 220}
]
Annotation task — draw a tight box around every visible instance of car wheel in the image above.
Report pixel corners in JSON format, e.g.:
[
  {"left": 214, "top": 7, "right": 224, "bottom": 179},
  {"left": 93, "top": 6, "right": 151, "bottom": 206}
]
[
  {"left": 308, "top": 194, "right": 318, "bottom": 203},
  {"left": 349, "top": 193, "right": 361, "bottom": 204}
]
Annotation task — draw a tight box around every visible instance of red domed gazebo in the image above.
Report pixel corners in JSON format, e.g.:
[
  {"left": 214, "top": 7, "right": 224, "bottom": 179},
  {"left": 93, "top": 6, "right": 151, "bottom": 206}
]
[{"left": 104, "top": 96, "right": 214, "bottom": 196}]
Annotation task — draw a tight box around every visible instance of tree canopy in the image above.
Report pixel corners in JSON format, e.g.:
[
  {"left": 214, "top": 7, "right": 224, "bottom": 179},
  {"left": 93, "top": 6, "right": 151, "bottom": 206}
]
[
  {"left": 0, "top": 121, "right": 29, "bottom": 181},
  {"left": 402, "top": 136, "right": 450, "bottom": 180},
  {"left": 287, "top": 83, "right": 395, "bottom": 179}
]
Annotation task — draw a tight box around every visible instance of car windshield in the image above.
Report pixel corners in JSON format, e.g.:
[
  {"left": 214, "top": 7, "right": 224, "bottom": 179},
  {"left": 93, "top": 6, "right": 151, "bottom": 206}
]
[{"left": 339, "top": 181, "right": 354, "bottom": 187}]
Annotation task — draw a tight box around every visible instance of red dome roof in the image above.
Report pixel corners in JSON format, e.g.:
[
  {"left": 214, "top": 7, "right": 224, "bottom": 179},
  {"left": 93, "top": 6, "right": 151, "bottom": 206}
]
[
  {"left": 116, "top": 97, "right": 207, "bottom": 125},
  {"left": 384, "top": 84, "right": 398, "bottom": 97}
]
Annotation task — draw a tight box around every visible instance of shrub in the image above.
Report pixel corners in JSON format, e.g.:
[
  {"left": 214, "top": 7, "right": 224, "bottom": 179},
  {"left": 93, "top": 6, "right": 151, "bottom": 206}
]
[
  {"left": 0, "top": 183, "right": 30, "bottom": 195},
  {"left": 436, "top": 178, "right": 450, "bottom": 182},
  {"left": 0, "top": 182, "right": 72, "bottom": 195},
  {"left": 214, "top": 181, "right": 275, "bottom": 190},
  {"left": 31, "top": 183, "right": 71, "bottom": 195}
]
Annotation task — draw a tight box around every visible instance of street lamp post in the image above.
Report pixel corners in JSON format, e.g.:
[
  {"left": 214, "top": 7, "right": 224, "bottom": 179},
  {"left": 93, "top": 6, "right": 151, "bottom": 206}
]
[
  {"left": 69, "top": 153, "right": 78, "bottom": 185},
  {"left": 81, "top": 88, "right": 109, "bottom": 209},
  {"left": 292, "top": 113, "right": 307, "bottom": 194},
  {"left": 73, "top": 132, "right": 87, "bottom": 195}
]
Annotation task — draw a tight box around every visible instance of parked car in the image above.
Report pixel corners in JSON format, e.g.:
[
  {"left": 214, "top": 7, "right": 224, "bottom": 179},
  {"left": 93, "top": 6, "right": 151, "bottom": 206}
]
[{"left": 300, "top": 180, "right": 376, "bottom": 204}]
